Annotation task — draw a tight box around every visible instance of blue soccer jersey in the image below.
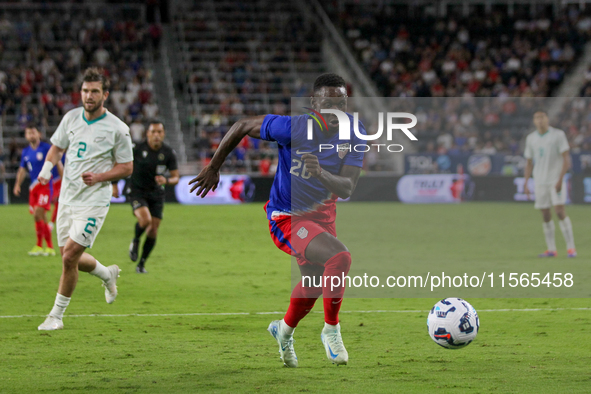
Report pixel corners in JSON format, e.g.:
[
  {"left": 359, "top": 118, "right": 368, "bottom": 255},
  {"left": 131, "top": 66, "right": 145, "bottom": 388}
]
[
  {"left": 260, "top": 114, "right": 366, "bottom": 219},
  {"left": 20, "top": 141, "right": 52, "bottom": 188}
]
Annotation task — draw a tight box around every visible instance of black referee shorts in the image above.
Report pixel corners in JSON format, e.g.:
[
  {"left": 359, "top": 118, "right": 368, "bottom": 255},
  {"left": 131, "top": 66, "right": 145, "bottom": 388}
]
[{"left": 130, "top": 194, "right": 164, "bottom": 219}]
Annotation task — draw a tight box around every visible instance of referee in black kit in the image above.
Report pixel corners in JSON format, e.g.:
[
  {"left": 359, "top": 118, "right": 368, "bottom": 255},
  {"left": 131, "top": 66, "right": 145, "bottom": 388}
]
[{"left": 124, "top": 120, "right": 179, "bottom": 273}]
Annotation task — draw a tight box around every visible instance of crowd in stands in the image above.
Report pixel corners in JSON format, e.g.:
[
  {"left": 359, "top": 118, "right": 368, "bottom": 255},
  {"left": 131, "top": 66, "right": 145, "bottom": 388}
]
[
  {"left": 329, "top": 3, "right": 591, "bottom": 158},
  {"left": 0, "top": 7, "right": 161, "bottom": 173},
  {"left": 3, "top": 2, "right": 591, "bottom": 177},
  {"left": 183, "top": 3, "right": 591, "bottom": 173},
  {"left": 176, "top": 0, "right": 322, "bottom": 173}
]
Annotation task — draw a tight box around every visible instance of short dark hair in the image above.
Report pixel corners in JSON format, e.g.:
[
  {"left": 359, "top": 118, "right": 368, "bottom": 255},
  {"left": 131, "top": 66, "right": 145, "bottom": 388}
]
[
  {"left": 82, "top": 67, "right": 110, "bottom": 92},
  {"left": 313, "top": 73, "right": 346, "bottom": 93},
  {"left": 148, "top": 118, "right": 165, "bottom": 128},
  {"left": 25, "top": 122, "right": 38, "bottom": 130}
]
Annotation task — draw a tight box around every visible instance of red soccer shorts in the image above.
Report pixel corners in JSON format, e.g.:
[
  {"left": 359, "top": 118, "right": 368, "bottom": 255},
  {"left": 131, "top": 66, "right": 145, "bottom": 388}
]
[
  {"left": 266, "top": 203, "right": 336, "bottom": 264},
  {"left": 29, "top": 182, "right": 51, "bottom": 213},
  {"left": 51, "top": 179, "right": 61, "bottom": 203}
]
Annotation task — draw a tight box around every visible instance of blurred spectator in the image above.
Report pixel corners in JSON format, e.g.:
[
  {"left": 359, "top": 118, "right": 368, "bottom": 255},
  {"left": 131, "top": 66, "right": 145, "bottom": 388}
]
[
  {"left": 129, "top": 118, "right": 146, "bottom": 143},
  {"left": 143, "top": 97, "right": 159, "bottom": 119},
  {"left": 0, "top": 7, "right": 159, "bottom": 155}
]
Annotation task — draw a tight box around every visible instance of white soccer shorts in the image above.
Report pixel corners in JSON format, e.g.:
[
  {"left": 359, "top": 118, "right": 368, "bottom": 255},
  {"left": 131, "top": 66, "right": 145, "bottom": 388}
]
[
  {"left": 56, "top": 204, "right": 109, "bottom": 248},
  {"left": 534, "top": 181, "right": 567, "bottom": 209}
]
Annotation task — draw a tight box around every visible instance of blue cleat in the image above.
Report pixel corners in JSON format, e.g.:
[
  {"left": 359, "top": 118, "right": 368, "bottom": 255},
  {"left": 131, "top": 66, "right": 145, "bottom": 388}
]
[
  {"left": 538, "top": 250, "right": 557, "bottom": 258},
  {"left": 567, "top": 249, "right": 577, "bottom": 258}
]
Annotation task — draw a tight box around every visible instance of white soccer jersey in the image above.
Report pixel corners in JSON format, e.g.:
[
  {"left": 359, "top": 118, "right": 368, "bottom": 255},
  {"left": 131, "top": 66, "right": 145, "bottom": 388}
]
[
  {"left": 524, "top": 126, "right": 570, "bottom": 185},
  {"left": 51, "top": 107, "right": 133, "bottom": 207}
]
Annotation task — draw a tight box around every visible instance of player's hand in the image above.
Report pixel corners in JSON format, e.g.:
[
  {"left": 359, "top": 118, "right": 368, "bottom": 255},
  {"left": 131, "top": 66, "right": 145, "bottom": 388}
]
[
  {"left": 13, "top": 184, "right": 21, "bottom": 196},
  {"left": 189, "top": 165, "right": 219, "bottom": 197},
  {"left": 37, "top": 176, "right": 50, "bottom": 186},
  {"left": 523, "top": 183, "right": 531, "bottom": 200},
  {"left": 82, "top": 172, "right": 102, "bottom": 186},
  {"left": 112, "top": 184, "right": 120, "bottom": 198},
  {"left": 155, "top": 175, "right": 167, "bottom": 186},
  {"left": 301, "top": 153, "right": 322, "bottom": 177},
  {"left": 555, "top": 180, "right": 562, "bottom": 193}
]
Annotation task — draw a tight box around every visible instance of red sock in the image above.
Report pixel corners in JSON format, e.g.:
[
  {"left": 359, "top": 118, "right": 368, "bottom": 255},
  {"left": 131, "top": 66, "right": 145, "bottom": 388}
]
[
  {"left": 34, "top": 221, "right": 44, "bottom": 247},
  {"left": 43, "top": 222, "right": 53, "bottom": 248},
  {"left": 51, "top": 202, "right": 58, "bottom": 224},
  {"left": 322, "top": 251, "right": 352, "bottom": 325},
  {"left": 283, "top": 280, "right": 323, "bottom": 328}
]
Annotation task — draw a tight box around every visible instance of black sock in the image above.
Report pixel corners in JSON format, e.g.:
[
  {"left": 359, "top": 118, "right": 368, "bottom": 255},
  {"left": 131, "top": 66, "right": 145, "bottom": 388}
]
[
  {"left": 135, "top": 222, "right": 146, "bottom": 240},
  {"left": 139, "top": 236, "right": 156, "bottom": 266}
]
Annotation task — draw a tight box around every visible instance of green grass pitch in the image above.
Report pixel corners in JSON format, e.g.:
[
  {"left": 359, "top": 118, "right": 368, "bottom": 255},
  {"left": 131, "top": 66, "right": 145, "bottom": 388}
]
[{"left": 1, "top": 202, "right": 590, "bottom": 393}]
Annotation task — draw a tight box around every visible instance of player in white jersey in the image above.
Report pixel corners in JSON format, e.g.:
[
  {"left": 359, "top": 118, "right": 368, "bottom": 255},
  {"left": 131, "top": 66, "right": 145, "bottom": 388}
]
[
  {"left": 523, "top": 110, "right": 576, "bottom": 258},
  {"left": 36, "top": 68, "right": 134, "bottom": 330}
]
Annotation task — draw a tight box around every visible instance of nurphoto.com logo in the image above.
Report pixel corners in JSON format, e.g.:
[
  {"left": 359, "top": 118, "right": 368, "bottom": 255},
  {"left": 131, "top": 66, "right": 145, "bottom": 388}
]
[{"left": 304, "top": 108, "right": 418, "bottom": 153}]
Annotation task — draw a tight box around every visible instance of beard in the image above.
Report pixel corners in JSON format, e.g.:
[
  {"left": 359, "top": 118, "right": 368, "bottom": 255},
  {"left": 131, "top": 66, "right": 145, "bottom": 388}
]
[
  {"left": 84, "top": 99, "right": 103, "bottom": 114},
  {"left": 149, "top": 139, "right": 163, "bottom": 149}
]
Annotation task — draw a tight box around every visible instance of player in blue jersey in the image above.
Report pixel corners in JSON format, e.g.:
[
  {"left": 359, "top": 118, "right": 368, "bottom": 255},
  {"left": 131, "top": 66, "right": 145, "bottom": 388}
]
[
  {"left": 13, "top": 124, "right": 61, "bottom": 256},
  {"left": 190, "top": 74, "right": 366, "bottom": 367}
]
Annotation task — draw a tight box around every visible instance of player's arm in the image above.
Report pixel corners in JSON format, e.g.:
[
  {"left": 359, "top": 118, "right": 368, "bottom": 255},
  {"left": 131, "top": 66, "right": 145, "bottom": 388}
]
[
  {"left": 13, "top": 166, "right": 27, "bottom": 196},
  {"left": 38, "top": 145, "right": 65, "bottom": 185},
  {"left": 156, "top": 169, "right": 180, "bottom": 186},
  {"left": 82, "top": 162, "right": 133, "bottom": 186},
  {"left": 302, "top": 154, "right": 361, "bottom": 199},
  {"left": 523, "top": 158, "right": 533, "bottom": 197},
  {"left": 555, "top": 151, "right": 571, "bottom": 193},
  {"left": 111, "top": 181, "right": 120, "bottom": 198},
  {"left": 190, "top": 115, "right": 266, "bottom": 197}
]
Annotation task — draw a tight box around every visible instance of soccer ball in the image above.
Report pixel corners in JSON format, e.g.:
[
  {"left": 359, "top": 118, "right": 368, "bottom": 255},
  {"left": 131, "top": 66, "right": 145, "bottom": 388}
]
[{"left": 427, "top": 298, "right": 479, "bottom": 349}]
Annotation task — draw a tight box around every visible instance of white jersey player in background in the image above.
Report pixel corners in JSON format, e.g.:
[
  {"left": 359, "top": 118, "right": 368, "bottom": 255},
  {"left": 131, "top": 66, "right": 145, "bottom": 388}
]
[
  {"left": 37, "top": 68, "right": 134, "bottom": 330},
  {"left": 523, "top": 110, "right": 576, "bottom": 258}
]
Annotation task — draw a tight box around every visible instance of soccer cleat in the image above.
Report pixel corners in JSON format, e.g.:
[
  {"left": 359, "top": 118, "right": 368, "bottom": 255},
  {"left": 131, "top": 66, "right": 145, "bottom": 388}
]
[
  {"left": 267, "top": 320, "right": 298, "bottom": 368},
  {"left": 136, "top": 265, "right": 148, "bottom": 274},
  {"left": 28, "top": 245, "right": 45, "bottom": 256},
  {"left": 129, "top": 238, "right": 139, "bottom": 262},
  {"left": 567, "top": 248, "right": 577, "bottom": 258},
  {"left": 321, "top": 323, "right": 348, "bottom": 366},
  {"left": 44, "top": 247, "right": 56, "bottom": 257},
  {"left": 102, "top": 265, "right": 121, "bottom": 304},
  {"left": 38, "top": 315, "right": 63, "bottom": 331},
  {"left": 538, "top": 250, "right": 557, "bottom": 258}
]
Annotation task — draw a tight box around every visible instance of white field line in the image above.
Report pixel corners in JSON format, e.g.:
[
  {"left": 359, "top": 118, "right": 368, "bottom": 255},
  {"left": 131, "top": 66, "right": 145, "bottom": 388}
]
[{"left": 1, "top": 307, "right": 590, "bottom": 319}]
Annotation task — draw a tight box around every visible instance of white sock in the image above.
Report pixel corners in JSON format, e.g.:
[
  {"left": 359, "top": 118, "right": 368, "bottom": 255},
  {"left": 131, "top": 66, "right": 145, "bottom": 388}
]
[
  {"left": 89, "top": 260, "right": 110, "bottom": 281},
  {"left": 49, "top": 293, "right": 70, "bottom": 320},
  {"left": 280, "top": 319, "right": 295, "bottom": 335},
  {"left": 558, "top": 217, "right": 575, "bottom": 250},
  {"left": 542, "top": 221, "right": 556, "bottom": 252},
  {"left": 324, "top": 322, "right": 339, "bottom": 331}
]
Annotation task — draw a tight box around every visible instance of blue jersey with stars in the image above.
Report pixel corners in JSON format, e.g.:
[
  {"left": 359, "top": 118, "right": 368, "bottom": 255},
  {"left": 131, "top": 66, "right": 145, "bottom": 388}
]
[
  {"left": 260, "top": 113, "right": 366, "bottom": 220},
  {"left": 20, "top": 141, "right": 51, "bottom": 188}
]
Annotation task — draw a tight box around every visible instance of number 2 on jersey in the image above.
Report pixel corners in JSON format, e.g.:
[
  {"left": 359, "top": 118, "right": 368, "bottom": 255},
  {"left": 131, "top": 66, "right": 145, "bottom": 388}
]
[
  {"left": 77, "top": 142, "right": 87, "bottom": 158},
  {"left": 290, "top": 159, "right": 311, "bottom": 179},
  {"left": 84, "top": 218, "right": 96, "bottom": 234}
]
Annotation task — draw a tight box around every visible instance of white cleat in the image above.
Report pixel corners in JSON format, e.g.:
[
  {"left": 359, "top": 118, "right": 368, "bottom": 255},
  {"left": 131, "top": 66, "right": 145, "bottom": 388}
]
[
  {"left": 321, "top": 323, "right": 349, "bottom": 365},
  {"left": 102, "top": 265, "right": 121, "bottom": 304},
  {"left": 38, "top": 315, "right": 63, "bottom": 331},
  {"left": 267, "top": 320, "right": 298, "bottom": 368}
]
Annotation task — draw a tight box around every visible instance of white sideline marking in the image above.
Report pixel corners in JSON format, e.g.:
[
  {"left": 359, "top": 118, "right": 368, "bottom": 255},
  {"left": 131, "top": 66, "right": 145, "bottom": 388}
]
[{"left": 1, "top": 307, "right": 590, "bottom": 319}]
